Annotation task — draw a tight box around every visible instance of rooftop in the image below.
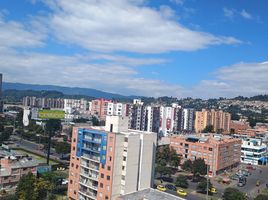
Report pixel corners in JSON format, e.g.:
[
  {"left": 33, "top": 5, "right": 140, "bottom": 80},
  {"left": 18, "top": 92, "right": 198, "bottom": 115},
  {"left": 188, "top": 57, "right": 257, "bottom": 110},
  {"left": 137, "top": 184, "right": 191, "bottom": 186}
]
[{"left": 116, "top": 188, "right": 185, "bottom": 200}]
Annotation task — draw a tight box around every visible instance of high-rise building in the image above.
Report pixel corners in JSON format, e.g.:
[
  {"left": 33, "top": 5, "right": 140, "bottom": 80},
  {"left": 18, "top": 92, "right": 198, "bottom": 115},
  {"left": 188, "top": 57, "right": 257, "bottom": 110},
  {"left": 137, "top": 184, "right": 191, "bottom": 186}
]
[
  {"left": 91, "top": 99, "right": 113, "bottom": 120},
  {"left": 67, "top": 116, "right": 157, "bottom": 200},
  {"left": 0, "top": 73, "right": 3, "bottom": 113},
  {"left": 195, "top": 109, "right": 231, "bottom": 133}
]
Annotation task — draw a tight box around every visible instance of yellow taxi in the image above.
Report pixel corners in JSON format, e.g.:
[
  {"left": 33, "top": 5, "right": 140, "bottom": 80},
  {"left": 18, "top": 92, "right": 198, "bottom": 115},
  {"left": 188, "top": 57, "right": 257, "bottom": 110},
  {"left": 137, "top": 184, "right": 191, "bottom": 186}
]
[
  {"left": 177, "top": 189, "right": 187, "bottom": 196},
  {"left": 157, "top": 185, "right": 167, "bottom": 192},
  {"left": 209, "top": 187, "right": 217, "bottom": 194}
]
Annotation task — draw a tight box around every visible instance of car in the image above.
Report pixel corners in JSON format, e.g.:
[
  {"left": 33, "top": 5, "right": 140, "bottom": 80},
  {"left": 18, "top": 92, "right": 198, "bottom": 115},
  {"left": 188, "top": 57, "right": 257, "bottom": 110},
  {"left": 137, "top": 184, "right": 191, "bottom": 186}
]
[
  {"left": 256, "top": 180, "right": 260, "bottom": 187},
  {"left": 157, "top": 185, "right": 167, "bottom": 192},
  {"left": 209, "top": 187, "right": 217, "bottom": 194},
  {"left": 158, "top": 177, "right": 173, "bottom": 183},
  {"left": 165, "top": 184, "right": 177, "bottom": 191},
  {"left": 177, "top": 189, "right": 187, "bottom": 196}
]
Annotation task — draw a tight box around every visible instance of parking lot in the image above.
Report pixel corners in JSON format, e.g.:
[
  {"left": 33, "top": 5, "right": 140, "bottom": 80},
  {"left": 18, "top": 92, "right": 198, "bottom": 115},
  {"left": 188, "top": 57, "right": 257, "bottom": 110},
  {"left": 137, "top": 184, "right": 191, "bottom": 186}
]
[{"left": 155, "top": 164, "right": 268, "bottom": 200}]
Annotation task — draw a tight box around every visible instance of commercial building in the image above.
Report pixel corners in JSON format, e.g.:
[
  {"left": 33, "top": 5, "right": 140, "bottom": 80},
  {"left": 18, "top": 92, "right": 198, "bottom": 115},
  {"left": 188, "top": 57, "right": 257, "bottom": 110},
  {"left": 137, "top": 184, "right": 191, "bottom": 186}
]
[
  {"left": 0, "top": 73, "right": 3, "bottom": 113},
  {"left": 241, "top": 138, "right": 267, "bottom": 165},
  {"left": 170, "top": 134, "right": 241, "bottom": 176},
  {"left": 67, "top": 116, "right": 157, "bottom": 200},
  {"left": 195, "top": 109, "right": 231, "bottom": 133}
]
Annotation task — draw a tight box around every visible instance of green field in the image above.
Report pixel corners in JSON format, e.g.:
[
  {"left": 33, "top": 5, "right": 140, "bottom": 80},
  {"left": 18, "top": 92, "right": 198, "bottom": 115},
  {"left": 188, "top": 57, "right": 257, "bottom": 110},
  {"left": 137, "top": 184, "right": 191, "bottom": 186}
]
[
  {"left": 38, "top": 110, "right": 65, "bottom": 119},
  {"left": 15, "top": 149, "right": 59, "bottom": 165}
]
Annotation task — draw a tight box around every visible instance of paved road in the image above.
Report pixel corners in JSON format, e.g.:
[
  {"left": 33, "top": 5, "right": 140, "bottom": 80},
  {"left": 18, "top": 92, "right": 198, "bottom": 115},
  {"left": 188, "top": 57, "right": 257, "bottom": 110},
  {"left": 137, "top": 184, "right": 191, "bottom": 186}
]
[{"left": 10, "top": 135, "right": 67, "bottom": 164}]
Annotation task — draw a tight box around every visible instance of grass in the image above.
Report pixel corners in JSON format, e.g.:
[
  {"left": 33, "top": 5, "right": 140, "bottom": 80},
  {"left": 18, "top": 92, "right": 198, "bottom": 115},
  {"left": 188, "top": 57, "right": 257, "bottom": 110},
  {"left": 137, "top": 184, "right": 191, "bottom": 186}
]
[
  {"left": 15, "top": 149, "right": 59, "bottom": 165},
  {"left": 262, "top": 189, "right": 268, "bottom": 195},
  {"left": 55, "top": 195, "right": 67, "bottom": 200}
]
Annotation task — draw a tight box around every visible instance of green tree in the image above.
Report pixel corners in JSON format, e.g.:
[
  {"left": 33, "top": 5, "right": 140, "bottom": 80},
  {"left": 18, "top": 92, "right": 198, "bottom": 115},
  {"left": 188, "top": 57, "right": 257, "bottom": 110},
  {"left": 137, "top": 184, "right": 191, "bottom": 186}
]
[
  {"left": 175, "top": 175, "right": 189, "bottom": 188},
  {"left": 192, "top": 158, "right": 207, "bottom": 175},
  {"left": 55, "top": 142, "right": 71, "bottom": 158},
  {"left": 202, "top": 125, "right": 214, "bottom": 133},
  {"left": 196, "top": 179, "right": 212, "bottom": 194},
  {"left": 255, "top": 194, "right": 268, "bottom": 200},
  {"left": 16, "top": 173, "right": 52, "bottom": 200},
  {"left": 223, "top": 188, "right": 246, "bottom": 200},
  {"left": 92, "top": 116, "right": 100, "bottom": 126},
  {"left": 155, "top": 165, "right": 172, "bottom": 177},
  {"left": 45, "top": 119, "right": 61, "bottom": 136},
  {"left": 182, "top": 159, "right": 193, "bottom": 172}
]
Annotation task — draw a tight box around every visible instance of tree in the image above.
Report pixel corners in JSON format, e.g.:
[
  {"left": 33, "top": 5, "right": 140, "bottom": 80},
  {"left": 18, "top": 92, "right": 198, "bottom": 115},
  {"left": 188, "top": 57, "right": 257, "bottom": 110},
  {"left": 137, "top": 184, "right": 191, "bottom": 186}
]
[
  {"left": 192, "top": 158, "right": 207, "bottom": 175},
  {"left": 175, "top": 175, "right": 189, "bottom": 188},
  {"left": 223, "top": 188, "right": 246, "bottom": 200},
  {"left": 196, "top": 179, "right": 212, "bottom": 194},
  {"left": 45, "top": 119, "right": 61, "bottom": 136},
  {"left": 182, "top": 159, "right": 193, "bottom": 172},
  {"left": 255, "top": 194, "right": 268, "bottom": 200},
  {"left": 16, "top": 173, "right": 52, "bottom": 200},
  {"left": 55, "top": 142, "right": 71, "bottom": 158},
  {"left": 155, "top": 165, "right": 172, "bottom": 177},
  {"left": 202, "top": 125, "right": 214, "bottom": 133},
  {"left": 92, "top": 116, "right": 100, "bottom": 126}
]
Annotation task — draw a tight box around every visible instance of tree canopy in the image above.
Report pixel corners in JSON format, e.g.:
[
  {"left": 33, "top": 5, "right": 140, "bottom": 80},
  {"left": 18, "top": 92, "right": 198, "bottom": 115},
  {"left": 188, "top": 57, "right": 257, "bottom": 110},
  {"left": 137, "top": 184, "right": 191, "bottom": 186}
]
[{"left": 223, "top": 188, "right": 246, "bottom": 200}]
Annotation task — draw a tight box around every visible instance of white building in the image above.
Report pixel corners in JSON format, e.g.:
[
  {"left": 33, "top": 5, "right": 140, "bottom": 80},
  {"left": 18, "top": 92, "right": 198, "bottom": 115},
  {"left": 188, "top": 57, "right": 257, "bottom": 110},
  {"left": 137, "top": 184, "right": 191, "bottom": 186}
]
[
  {"left": 241, "top": 138, "right": 267, "bottom": 165},
  {"left": 159, "top": 106, "right": 176, "bottom": 136}
]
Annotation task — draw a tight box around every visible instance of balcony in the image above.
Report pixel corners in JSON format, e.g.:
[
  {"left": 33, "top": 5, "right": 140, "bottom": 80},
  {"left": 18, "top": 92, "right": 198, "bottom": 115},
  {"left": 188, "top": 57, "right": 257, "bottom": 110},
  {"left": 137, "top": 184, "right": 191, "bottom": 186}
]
[
  {"left": 79, "top": 179, "right": 98, "bottom": 191},
  {"left": 79, "top": 190, "right": 97, "bottom": 200},
  {"left": 82, "top": 154, "right": 100, "bottom": 163},
  {"left": 81, "top": 161, "right": 99, "bottom": 172}
]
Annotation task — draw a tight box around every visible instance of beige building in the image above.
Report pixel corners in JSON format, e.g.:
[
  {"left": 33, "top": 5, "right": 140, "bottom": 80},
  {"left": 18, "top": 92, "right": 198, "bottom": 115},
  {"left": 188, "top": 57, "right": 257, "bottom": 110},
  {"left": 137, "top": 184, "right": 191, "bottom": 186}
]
[
  {"left": 195, "top": 109, "right": 231, "bottom": 133},
  {"left": 170, "top": 134, "right": 241, "bottom": 176}
]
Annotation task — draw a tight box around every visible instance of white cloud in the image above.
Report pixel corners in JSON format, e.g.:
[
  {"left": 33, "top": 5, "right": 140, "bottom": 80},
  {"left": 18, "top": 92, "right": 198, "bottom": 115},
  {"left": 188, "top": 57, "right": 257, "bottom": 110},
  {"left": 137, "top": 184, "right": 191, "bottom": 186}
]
[
  {"left": 0, "top": 17, "right": 45, "bottom": 49},
  {"left": 170, "top": 0, "right": 184, "bottom": 6},
  {"left": 223, "top": 7, "right": 235, "bottom": 18},
  {"left": 0, "top": 51, "right": 182, "bottom": 97},
  {"left": 39, "top": 0, "right": 241, "bottom": 53},
  {"left": 240, "top": 9, "right": 252, "bottom": 20},
  {"left": 190, "top": 61, "right": 268, "bottom": 98}
]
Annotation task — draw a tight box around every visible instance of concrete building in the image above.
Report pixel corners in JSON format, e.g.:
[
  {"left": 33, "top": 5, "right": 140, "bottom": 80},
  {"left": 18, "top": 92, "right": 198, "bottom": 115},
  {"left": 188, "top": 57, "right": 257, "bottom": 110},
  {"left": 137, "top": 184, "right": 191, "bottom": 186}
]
[
  {"left": 230, "top": 120, "right": 251, "bottom": 133},
  {"left": 67, "top": 116, "right": 157, "bottom": 200},
  {"left": 159, "top": 106, "right": 176, "bottom": 136},
  {"left": 0, "top": 149, "right": 39, "bottom": 190},
  {"left": 91, "top": 99, "right": 113, "bottom": 120},
  {"left": 0, "top": 73, "right": 3, "bottom": 113},
  {"left": 22, "top": 96, "right": 64, "bottom": 109},
  {"left": 241, "top": 138, "right": 267, "bottom": 165},
  {"left": 170, "top": 134, "right": 241, "bottom": 176},
  {"left": 195, "top": 109, "right": 231, "bottom": 133},
  {"left": 116, "top": 188, "right": 184, "bottom": 200}
]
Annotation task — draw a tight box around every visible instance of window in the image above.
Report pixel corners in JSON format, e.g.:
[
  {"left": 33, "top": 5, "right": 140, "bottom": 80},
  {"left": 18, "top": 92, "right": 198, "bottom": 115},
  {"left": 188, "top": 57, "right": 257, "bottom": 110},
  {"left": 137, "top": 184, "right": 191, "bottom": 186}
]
[
  {"left": 102, "top": 164, "right": 105, "bottom": 169},
  {"left": 74, "top": 190, "right": 76, "bottom": 195},
  {"left": 106, "top": 185, "right": 110, "bottom": 191},
  {"left": 107, "top": 175, "right": 110, "bottom": 180},
  {"left": 105, "top": 196, "right": 109, "bottom": 200},
  {"left": 107, "top": 166, "right": 111, "bottom": 171},
  {"left": 122, "top": 166, "right": 125, "bottom": 170},
  {"left": 100, "top": 183, "right": 103, "bottom": 188},
  {"left": 209, "top": 148, "right": 213, "bottom": 151},
  {"left": 109, "top": 137, "right": 113, "bottom": 142},
  {"left": 101, "top": 173, "right": 104, "bottom": 178},
  {"left": 99, "top": 192, "right": 103, "bottom": 198},
  {"left": 109, "top": 156, "right": 112, "bottom": 161},
  {"left": 121, "top": 175, "right": 125, "bottom": 180},
  {"left": 70, "top": 180, "right": 73, "bottom": 184},
  {"left": 76, "top": 158, "right": 79, "bottom": 161},
  {"left": 72, "top": 147, "right": 75, "bottom": 151},
  {"left": 73, "top": 138, "right": 76, "bottom": 142},
  {"left": 124, "top": 137, "right": 128, "bottom": 142},
  {"left": 76, "top": 165, "right": 79, "bottom": 169},
  {"left": 71, "top": 163, "right": 74, "bottom": 167},
  {"left": 109, "top": 146, "right": 113, "bottom": 152},
  {"left": 123, "top": 156, "right": 126, "bottom": 161}
]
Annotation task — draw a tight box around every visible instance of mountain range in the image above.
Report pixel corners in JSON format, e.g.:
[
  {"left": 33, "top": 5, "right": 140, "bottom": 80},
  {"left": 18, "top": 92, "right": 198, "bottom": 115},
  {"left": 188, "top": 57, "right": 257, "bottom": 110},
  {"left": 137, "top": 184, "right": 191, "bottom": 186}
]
[{"left": 2, "top": 82, "right": 138, "bottom": 99}]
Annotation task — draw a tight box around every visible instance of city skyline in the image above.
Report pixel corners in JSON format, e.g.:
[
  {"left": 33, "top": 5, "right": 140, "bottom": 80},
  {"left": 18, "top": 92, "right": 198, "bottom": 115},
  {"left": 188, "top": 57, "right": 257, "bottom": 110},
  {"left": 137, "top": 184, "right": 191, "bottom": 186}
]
[{"left": 0, "top": 0, "right": 267, "bottom": 98}]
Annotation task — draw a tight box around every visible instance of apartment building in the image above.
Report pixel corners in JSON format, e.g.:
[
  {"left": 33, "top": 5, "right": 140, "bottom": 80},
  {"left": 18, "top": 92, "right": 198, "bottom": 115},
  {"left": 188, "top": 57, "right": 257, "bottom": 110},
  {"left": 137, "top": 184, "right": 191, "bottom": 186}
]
[
  {"left": 67, "top": 116, "right": 157, "bottom": 200},
  {"left": 22, "top": 96, "right": 64, "bottom": 109},
  {"left": 195, "top": 109, "right": 231, "bottom": 133},
  {"left": 230, "top": 120, "right": 251, "bottom": 133},
  {"left": 170, "top": 134, "right": 241, "bottom": 176},
  {"left": 91, "top": 99, "right": 113, "bottom": 121},
  {"left": 241, "top": 138, "right": 267, "bottom": 165},
  {"left": 0, "top": 149, "right": 39, "bottom": 190}
]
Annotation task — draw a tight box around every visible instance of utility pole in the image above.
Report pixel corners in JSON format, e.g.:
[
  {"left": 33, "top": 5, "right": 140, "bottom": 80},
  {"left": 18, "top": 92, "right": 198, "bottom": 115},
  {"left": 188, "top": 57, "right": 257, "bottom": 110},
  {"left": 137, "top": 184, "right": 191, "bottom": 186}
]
[{"left": 46, "top": 130, "right": 52, "bottom": 165}]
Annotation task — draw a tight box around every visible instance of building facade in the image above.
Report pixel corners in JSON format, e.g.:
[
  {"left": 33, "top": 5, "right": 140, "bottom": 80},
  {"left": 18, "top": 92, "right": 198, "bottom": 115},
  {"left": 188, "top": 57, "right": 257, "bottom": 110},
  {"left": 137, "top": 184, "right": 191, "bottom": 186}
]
[
  {"left": 241, "top": 138, "right": 267, "bottom": 165},
  {"left": 170, "top": 134, "right": 241, "bottom": 176},
  {"left": 67, "top": 116, "right": 157, "bottom": 200},
  {"left": 195, "top": 109, "right": 231, "bottom": 133}
]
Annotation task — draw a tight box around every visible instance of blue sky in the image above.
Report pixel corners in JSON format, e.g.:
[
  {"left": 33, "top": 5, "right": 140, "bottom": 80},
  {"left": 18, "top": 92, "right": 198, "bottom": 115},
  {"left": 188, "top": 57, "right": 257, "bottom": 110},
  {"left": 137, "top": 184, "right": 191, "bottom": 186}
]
[{"left": 0, "top": 0, "right": 267, "bottom": 98}]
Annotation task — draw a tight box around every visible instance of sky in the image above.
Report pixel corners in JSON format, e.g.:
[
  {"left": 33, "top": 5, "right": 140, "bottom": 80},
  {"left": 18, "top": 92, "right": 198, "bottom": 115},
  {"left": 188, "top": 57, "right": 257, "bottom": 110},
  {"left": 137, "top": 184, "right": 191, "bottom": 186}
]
[{"left": 0, "top": 0, "right": 267, "bottom": 99}]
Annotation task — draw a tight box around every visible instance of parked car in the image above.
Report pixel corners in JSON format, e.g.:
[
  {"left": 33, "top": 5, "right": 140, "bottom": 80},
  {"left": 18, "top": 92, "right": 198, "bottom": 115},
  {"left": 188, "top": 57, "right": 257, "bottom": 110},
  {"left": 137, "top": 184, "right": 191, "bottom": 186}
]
[
  {"left": 158, "top": 177, "right": 173, "bottom": 183},
  {"left": 209, "top": 187, "right": 217, "bottom": 194},
  {"left": 256, "top": 180, "right": 260, "bottom": 187},
  {"left": 177, "top": 189, "right": 187, "bottom": 196},
  {"left": 157, "top": 185, "right": 167, "bottom": 192},
  {"left": 165, "top": 184, "right": 177, "bottom": 191}
]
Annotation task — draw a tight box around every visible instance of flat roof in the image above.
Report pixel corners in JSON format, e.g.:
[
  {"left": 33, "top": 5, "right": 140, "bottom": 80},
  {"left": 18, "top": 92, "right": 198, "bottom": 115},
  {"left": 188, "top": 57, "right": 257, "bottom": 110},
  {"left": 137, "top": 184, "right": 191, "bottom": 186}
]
[{"left": 117, "top": 188, "right": 185, "bottom": 200}]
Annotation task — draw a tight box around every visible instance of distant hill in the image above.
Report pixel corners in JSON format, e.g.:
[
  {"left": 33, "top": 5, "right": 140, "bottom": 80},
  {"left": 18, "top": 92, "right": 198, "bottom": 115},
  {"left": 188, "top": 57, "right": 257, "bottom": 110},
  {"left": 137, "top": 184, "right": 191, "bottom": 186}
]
[{"left": 3, "top": 82, "right": 138, "bottom": 99}]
